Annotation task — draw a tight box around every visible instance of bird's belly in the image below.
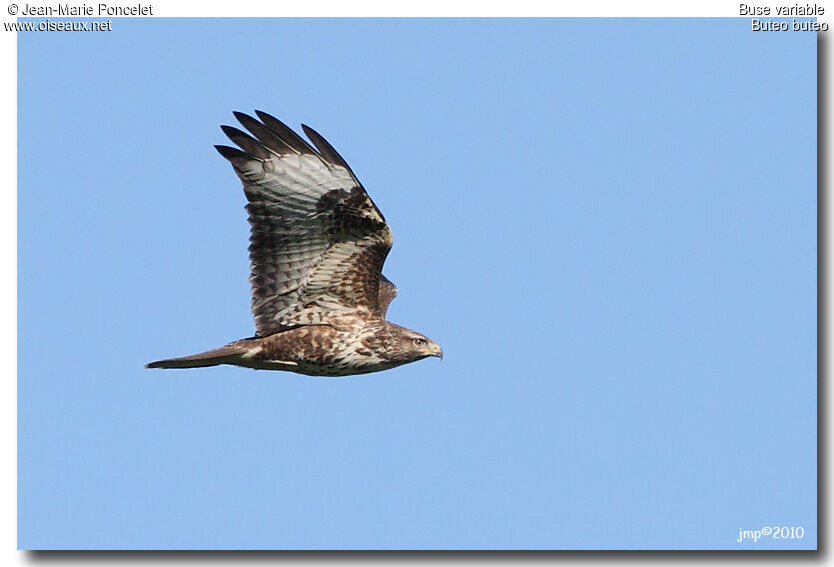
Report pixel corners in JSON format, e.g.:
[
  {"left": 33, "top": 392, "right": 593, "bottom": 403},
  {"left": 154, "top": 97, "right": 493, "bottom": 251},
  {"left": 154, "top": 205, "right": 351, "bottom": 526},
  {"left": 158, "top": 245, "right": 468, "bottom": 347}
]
[
  {"left": 280, "top": 349, "right": 404, "bottom": 377},
  {"left": 292, "top": 354, "right": 403, "bottom": 377}
]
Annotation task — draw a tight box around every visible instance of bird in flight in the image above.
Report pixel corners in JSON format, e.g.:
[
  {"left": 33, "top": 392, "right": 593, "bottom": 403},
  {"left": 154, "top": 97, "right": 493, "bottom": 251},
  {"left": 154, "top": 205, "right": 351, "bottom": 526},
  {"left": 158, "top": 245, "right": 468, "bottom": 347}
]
[{"left": 147, "top": 111, "right": 442, "bottom": 376}]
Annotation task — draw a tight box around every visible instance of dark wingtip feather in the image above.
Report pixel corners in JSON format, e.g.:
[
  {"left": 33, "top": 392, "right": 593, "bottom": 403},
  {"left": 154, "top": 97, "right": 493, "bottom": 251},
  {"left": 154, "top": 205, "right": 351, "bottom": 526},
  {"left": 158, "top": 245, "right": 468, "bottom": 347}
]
[
  {"left": 232, "top": 110, "right": 256, "bottom": 124},
  {"left": 220, "top": 125, "right": 272, "bottom": 160},
  {"left": 220, "top": 124, "right": 241, "bottom": 137},
  {"left": 300, "top": 124, "right": 356, "bottom": 176},
  {"left": 254, "top": 110, "right": 290, "bottom": 131},
  {"left": 255, "top": 110, "right": 319, "bottom": 155},
  {"left": 219, "top": 124, "right": 246, "bottom": 145},
  {"left": 214, "top": 144, "right": 249, "bottom": 160},
  {"left": 233, "top": 111, "right": 299, "bottom": 156}
]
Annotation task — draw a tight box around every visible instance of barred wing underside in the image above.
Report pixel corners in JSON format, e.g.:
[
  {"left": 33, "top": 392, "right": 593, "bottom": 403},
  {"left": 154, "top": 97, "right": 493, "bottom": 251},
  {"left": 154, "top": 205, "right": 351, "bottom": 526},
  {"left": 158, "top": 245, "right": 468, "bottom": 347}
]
[{"left": 215, "top": 111, "right": 393, "bottom": 336}]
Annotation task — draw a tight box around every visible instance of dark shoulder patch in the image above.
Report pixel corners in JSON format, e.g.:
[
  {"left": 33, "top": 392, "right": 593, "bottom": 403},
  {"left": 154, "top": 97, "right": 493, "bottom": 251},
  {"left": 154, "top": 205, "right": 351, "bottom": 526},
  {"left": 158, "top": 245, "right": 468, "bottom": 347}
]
[{"left": 317, "top": 188, "right": 352, "bottom": 213}]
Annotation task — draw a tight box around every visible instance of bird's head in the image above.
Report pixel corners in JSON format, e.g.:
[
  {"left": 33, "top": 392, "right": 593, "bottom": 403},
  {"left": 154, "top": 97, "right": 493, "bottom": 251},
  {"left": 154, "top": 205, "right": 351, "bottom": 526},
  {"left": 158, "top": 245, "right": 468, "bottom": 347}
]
[
  {"left": 404, "top": 332, "right": 444, "bottom": 360},
  {"left": 385, "top": 323, "right": 443, "bottom": 362}
]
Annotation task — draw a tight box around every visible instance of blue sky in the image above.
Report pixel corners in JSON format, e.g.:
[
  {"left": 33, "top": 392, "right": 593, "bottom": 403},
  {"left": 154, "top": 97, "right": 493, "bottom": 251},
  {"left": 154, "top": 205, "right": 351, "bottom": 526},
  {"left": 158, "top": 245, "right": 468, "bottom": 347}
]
[{"left": 18, "top": 18, "right": 816, "bottom": 549}]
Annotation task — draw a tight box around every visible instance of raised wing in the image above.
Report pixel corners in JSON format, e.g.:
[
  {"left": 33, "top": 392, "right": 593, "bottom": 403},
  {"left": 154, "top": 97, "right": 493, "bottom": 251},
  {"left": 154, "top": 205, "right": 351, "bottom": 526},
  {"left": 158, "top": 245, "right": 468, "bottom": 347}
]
[{"left": 215, "top": 111, "right": 392, "bottom": 336}]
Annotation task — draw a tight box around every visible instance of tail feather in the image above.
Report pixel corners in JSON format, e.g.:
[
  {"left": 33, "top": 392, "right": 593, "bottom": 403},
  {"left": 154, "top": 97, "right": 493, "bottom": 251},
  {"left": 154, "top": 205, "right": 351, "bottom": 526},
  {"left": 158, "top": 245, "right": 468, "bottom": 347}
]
[{"left": 146, "top": 344, "right": 247, "bottom": 369}]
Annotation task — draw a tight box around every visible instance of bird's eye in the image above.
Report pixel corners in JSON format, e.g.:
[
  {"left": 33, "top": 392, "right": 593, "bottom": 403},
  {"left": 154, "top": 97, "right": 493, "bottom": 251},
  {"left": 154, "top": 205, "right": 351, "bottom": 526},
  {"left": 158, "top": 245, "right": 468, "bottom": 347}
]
[{"left": 413, "top": 338, "right": 426, "bottom": 347}]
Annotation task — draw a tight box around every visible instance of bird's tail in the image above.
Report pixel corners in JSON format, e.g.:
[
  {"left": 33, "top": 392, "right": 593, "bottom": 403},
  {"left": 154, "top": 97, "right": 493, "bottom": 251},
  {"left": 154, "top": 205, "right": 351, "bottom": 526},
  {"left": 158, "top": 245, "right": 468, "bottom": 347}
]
[{"left": 145, "top": 344, "right": 248, "bottom": 369}]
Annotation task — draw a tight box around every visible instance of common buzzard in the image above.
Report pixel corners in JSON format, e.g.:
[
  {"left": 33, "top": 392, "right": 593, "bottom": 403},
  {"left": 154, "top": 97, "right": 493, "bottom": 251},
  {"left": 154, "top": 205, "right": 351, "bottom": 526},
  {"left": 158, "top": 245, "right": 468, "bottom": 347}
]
[{"left": 147, "top": 111, "right": 442, "bottom": 376}]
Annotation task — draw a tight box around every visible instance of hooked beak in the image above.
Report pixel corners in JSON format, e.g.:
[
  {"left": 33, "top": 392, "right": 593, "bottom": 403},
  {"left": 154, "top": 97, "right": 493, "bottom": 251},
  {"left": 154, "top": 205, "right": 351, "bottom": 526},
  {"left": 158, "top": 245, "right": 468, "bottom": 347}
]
[{"left": 429, "top": 342, "right": 443, "bottom": 359}]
